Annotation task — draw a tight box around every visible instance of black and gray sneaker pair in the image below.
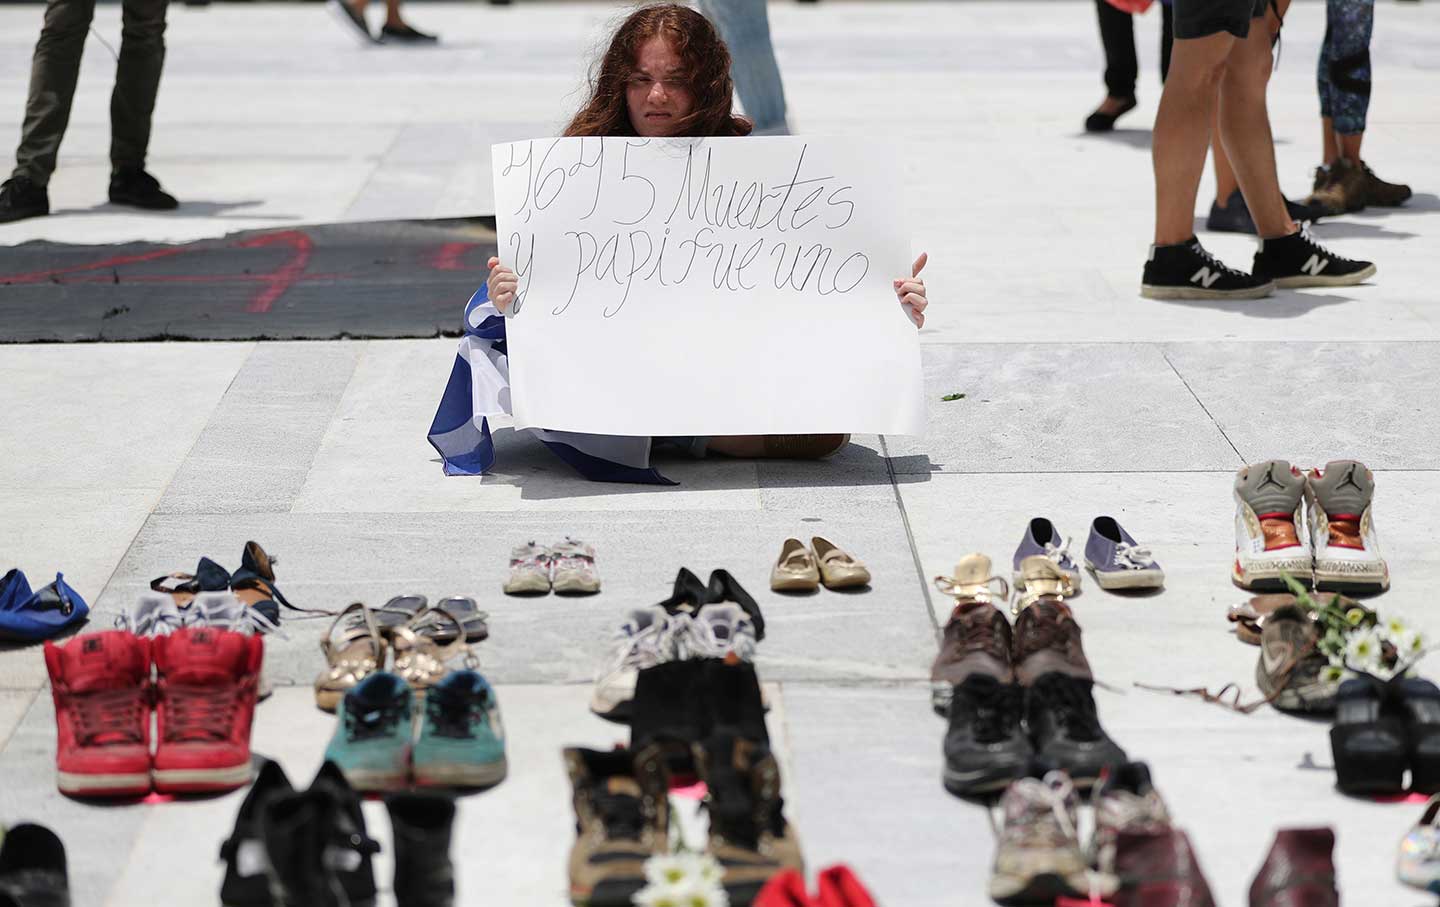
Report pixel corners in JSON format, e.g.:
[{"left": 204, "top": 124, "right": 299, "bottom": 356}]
[{"left": 1141, "top": 230, "right": 1375, "bottom": 301}]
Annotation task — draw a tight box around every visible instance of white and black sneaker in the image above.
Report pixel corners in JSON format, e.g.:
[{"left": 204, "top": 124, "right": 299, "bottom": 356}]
[
  {"left": 1251, "top": 226, "right": 1376, "bottom": 288},
  {"left": 1141, "top": 238, "right": 1274, "bottom": 300}
]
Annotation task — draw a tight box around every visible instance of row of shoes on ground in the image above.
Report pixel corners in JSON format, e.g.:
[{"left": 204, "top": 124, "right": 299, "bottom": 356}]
[
  {"left": 0, "top": 821, "right": 69, "bottom": 907},
  {"left": 566, "top": 733, "right": 800, "bottom": 907},
  {"left": 592, "top": 567, "right": 764, "bottom": 722},
  {"left": 0, "top": 570, "right": 88, "bottom": 643},
  {"left": 988, "top": 762, "right": 1340, "bottom": 907},
  {"left": 45, "top": 628, "right": 260, "bottom": 798},
  {"left": 755, "top": 865, "right": 878, "bottom": 907},
  {"left": 770, "top": 536, "right": 870, "bottom": 592},
  {"left": 314, "top": 596, "right": 488, "bottom": 711},
  {"left": 1233, "top": 459, "right": 1389, "bottom": 594},
  {"left": 149, "top": 540, "right": 303, "bottom": 625},
  {"left": 504, "top": 538, "right": 601, "bottom": 595},
  {"left": 324, "top": 668, "right": 506, "bottom": 792},
  {"left": 1013, "top": 515, "right": 1164, "bottom": 595},
  {"left": 220, "top": 758, "right": 456, "bottom": 907},
  {"left": 1330, "top": 672, "right": 1440, "bottom": 796}
]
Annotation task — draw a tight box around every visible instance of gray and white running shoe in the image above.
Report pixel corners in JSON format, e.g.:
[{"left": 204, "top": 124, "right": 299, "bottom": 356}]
[
  {"left": 552, "top": 537, "right": 601, "bottom": 595},
  {"left": 120, "top": 593, "right": 191, "bottom": 637},
  {"left": 503, "top": 542, "right": 552, "bottom": 595},
  {"left": 590, "top": 606, "right": 682, "bottom": 721},
  {"left": 990, "top": 771, "right": 1093, "bottom": 906},
  {"left": 675, "top": 603, "right": 758, "bottom": 663}
]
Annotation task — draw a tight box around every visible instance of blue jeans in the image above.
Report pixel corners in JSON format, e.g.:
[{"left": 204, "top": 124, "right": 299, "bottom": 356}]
[{"left": 697, "top": 0, "right": 789, "bottom": 134}]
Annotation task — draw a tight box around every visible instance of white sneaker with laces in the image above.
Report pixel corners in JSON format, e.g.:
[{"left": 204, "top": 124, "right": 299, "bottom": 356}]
[
  {"left": 551, "top": 537, "right": 600, "bottom": 594},
  {"left": 590, "top": 606, "right": 681, "bottom": 719},
  {"left": 1306, "top": 460, "right": 1390, "bottom": 594},
  {"left": 1233, "top": 460, "right": 1314, "bottom": 591},
  {"left": 675, "top": 603, "right": 758, "bottom": 662}
]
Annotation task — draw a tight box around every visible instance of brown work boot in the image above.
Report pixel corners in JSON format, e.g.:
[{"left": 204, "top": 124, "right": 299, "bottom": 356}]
[
  {"left": 564, "top": 746, "right": 670, "bottom": 907},
  {"left": 930, "top": 596, "right": 1014, "bottom": 717},
  {"left": 1304, "top": 159, "right": 1367, "bottom": 215},
  {"left": 695, "top": 734, "right": 803, "bottom": 905},
  {"left": 1255, "top": 605, "right": 1338, "bottom": 713},
  {"left": 1112, "top": 828, "right": 1217, "bottom": 907},
  {"left": 1357, "top": 160, "right": 1412, "bottom": 207},
  {"left": 1012, "top": 598, "right": 1092, "bottom": 687},
  {"left": 1248, "top": 827, "right": 1338, "bottom": 907}
]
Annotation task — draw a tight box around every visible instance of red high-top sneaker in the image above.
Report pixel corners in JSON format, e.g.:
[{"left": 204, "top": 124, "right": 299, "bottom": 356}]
[
  {"left": 152, "top": 627, "right": 262, "bottom": 793},
  {"left": 44, "top": 631, "right": 152, "bottom": 797}
]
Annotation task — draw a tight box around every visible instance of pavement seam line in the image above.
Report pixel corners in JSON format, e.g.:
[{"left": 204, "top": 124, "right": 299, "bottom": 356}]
[
  {"left": 881, "top": 434, "right": 942, "bottom": 632},
  {"left": 0, "top": 686, "right": 42, "bottom": 756},
  {"left": 1161, "top": 348, "right": 1244, "bottom": 463}
]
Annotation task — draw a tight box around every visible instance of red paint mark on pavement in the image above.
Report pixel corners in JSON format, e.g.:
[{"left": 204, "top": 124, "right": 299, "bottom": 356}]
[
  {"left": 430, "top": 242, "right": 478, "bottom": 271},
  {"left": 0, "top": 246, "right": 193, "bottom": 285},
  {"left": 235, "top": 230, "right": 313, "bottom": 313}
]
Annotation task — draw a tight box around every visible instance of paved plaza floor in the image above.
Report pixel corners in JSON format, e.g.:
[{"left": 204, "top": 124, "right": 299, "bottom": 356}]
[{"left": 2, "top": 1, "right": 1440, "bottom": 904}]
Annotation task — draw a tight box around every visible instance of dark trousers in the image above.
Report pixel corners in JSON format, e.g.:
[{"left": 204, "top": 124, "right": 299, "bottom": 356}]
[
  {"left": 13, "top": 0, "right": 169, "bottom": 187},
  {"left": 1096, "top": 0, "right": 1175, "bottom": 99}
]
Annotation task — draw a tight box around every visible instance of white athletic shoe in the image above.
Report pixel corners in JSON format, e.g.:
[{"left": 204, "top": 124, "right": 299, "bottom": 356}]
[
  {"left": 1233, "top": 459, "right": 1314, "bottom": 591},
  {"left": 1306, "top": 460, "right": 1390, "bottom": 594},
  {"left": 675, "top": 603, "right": 758, "bottom": 663},
  {"left": 590, "top": 606, "right": 680, "bottom": 720}
]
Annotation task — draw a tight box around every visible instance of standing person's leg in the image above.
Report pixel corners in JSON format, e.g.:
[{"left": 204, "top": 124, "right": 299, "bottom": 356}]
[
  {"left": 1317, "top": 0, "right": 1407, "bottom": 206},
  {"left": 1151, "top": 32, "right": 1234, "bottom": 246},
  {"left": 697, "top": 0, "right": 788, "bottom": 134},
  {"left": 1214, "top": 2, "right": 1292, "bottom": 239},
  {"left": 1087, "top": 0, "right": 1140, "bottom": 130},
  {"left": 1160, "top": 1, "right": 1174, "bottom": 82}
]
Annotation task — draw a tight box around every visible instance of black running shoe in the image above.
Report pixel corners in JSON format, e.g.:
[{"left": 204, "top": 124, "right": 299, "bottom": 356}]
[
  {"left": 109, "top": 169, "right": 178, "bottom": 210},
  {"left": 1025, "top": 673, "right": 1127, "bottom": 787},
  {"left": 942, "top": 675, "right": 1033, "bottom": 799},
  {"left": 1141, "top": 237, "right": 1273, "bottom": 300},
  {"left": 1206, "top": 189, "right": 1325, "bottom": 235},
  {"left": 1251, "top": 227, "right": 1376, "bottom": 288},
  {"left": 0, "top": 175, "right": 49, "bottom": 224},
  {"left": 380, "top": 22, "right": 438, "bottom": 43}
]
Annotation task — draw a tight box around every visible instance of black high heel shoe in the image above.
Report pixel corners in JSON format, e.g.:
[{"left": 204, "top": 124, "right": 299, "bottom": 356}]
[
  {"left": 1329, "top": 676, "right": 1406, "bottom": 795},
  {"left": 706, "top": 569, "right": 766, "bottom": 642},
  {"left": 1085, "top": 96, "right": 1137, "bottom": 133},
  {"left": 1399, "top": 678, "right": 1440, "bottom": 793}
]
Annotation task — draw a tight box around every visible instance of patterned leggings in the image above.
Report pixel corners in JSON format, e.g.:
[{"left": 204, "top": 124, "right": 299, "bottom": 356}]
[{"left": 1318, "top": 0, "right": 1374, "bottom": 135}]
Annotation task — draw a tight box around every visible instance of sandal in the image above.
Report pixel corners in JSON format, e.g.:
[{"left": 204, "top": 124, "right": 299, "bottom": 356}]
[
  {"left": 933, "top": 553, "right": 1010, "bottom": 603},
  {"left": 430, "top": 596, "right": 489, "bottom": 644},
  {"left": 393, "top": 607, "right": 471, "bottom": 693},
  {"left": 315, "top": 603, "right": 387, "bottom": 712},
  {"left": 373, "top": 594, "right": 428, "bottom": 639},
  {"left": 1012, "top": 555, "right": 1077, "bottom": 614},
  {"left": 231, "top": 541, "right": 322, "bottom": 615}
]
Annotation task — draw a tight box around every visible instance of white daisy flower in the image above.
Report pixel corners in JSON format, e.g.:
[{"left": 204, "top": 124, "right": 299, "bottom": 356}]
[{"left": 643, "top": 855, "right": 690, "bottom": 888}]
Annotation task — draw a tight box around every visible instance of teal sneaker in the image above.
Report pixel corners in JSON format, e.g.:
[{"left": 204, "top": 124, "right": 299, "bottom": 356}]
[
  {"left": 324, "top": 671, "right": 413, "bottom": 792},
  {"left": 412, "top": 670, "right": 507, "bottom": 789}
]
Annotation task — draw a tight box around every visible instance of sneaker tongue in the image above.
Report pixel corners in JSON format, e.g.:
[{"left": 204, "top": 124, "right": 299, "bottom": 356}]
[
  {"left": 63, "top": 633, "right": 147, "bottom": 692},
  {"left": 160, "top": 628, "right": 247, "bottom": 684}
]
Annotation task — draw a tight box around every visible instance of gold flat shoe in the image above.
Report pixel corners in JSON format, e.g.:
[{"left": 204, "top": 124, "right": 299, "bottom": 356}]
[
  {"left": 812, "top": 536, "right": 870, "bottom": 589},
  {"left": 771, "top": 538, "right": 820, "bottom": 592},
  {"left": 933, "top": 553, "right": 1009, "bottom": 604}
]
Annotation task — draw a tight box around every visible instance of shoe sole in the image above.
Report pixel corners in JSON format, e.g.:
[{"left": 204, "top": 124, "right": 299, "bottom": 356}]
[
  {"left": 153, "top": 761, "right": 253, "bottom": 793},
  {"left": 552, "top": 579, "right": 601, "bottom": 595},
  {"left": 1232, "top": 554, "right": 1313, "bottom": 591},
  {"left": 942, "top": 762, "right": 1027, "bottom": 798},
  {"left": 1141, "top": 281, "right": 1274, "bottom": 300},
  {"left": 0, "top": 206, "right": 49, "bottom": 224},
  {"left": 1085, "top": 563, "right": 1165, "bottom": 591},
  {"left": 339, "top": 766, "right": 409, "bottom": 792},
  {"left": 989, "top": 871, "right": 1084, "bottom": 906},
  {"left": 771, "top": 575, "right": 820, "bottom": 592},
  {"left": 589, "top": 694, "right": 634, "bottom": 725},
  {"left": 930, "top": 682, "right": 953, "bottom": 718},
  {"left": 1272, "top": 263, "right": 1377, "bottom": 288},
  {"left": 315, "top": 688, "right": 344, "bottom": 712},
  {"left": 413, "top": 757, "right": 507, "bottom": 789},
  {"left": 57, "top": 769, "right": 151, "bottom": 797},
  {"left": 502, "top": 576, "right": 551, "bottom": 595},
  {"left": 1313, "top": 561, "right": 1390, "bottom": 594}
]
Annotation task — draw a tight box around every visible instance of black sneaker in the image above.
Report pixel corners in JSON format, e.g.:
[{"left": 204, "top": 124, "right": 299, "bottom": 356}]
[
  {"left": 1206, "top": 189, "right": 1325, "bottom": 234},
  {"left": 1025, "top": 673, "right": 1127, "bottom": 787},
  {"left": 1141, "top": 237, "right": 1274, "bottom": 300},
  {"left": 1251, "top": 227, "right": 1376, "bottom": 288},
  {"left": 0, "top": 175, "right": 49, "bottom": 224},
  {"left": 0, "top": 823, "right": 69, "bottom": 906},
  {"left": 219, "top": 758, "right": 295, "bottom": 907},
  {"left": 109, "top": 169, "right": 178, "bottom": 210},
  {"left": 380, "top": 22, "right": 438, "bottom": 43},
  {"left": 942, "top": 674, "right": 1033, "bottom": 799}
]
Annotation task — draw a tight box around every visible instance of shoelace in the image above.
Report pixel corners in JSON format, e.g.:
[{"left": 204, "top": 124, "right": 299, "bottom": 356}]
[
  {"left": 1188, "top": 241, "right": 1248, "bottom": 280},
  {"left": 934, "top": 573, "right": 1010, "bottom": 601},
  {"left": 425, "top": 688, "right": 488, "bottom": 739},
  {"left": 344, "top": 700, "right": 407, "bottom": 741},
  {"left": 164, "top": 683, "right": 240, "bottom": 742},
  {"left": 678, "top": 611, "right": 757, "bottom": 661},
  {"left": 1113, "top": 543, "right": 1156, "bottom": 570},
  {"left": 1005, "top": 776, "right": 1079, "bottom": 848},
  {"left": 72, "top": 687, "right": 147, "bottom": 745},
  {"left": 1043, "top": 538, "right": 1076, "bottom": 569},
  {"left": 956, "top": 615, "right": 1010, "bottom": 664},
  {"left": 115, "top": 606, "right": 190, "bottom": 637}
]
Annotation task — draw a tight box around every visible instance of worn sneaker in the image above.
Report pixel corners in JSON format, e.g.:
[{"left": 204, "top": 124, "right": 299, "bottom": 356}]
[
  {"left": 260, "top": 762, "right": 381, "bottom": 907},
  {"left": 1026, "top": 673, "right": 1127, "bottom": 786},
  {"left": 44, "top": 631, "right": 152, "bottom": 797},
  {"left": 1142, "top": 238, "right": 1274, "bottom": 300},
  {"left": 1012, "top": 598, "right": 1092, "bottom": 687},
  {"left": 219, "top": 758, "right": 295, "bottom": 907},
  {"left": 930, "top": 586, "right": 1013, "bottom": 717},
  {"left": 324, "top": 671, "right": 414, "bottom": 791},
  {"left": 1358, "top": 161, "right": 1411, "bottom": 208},
  {"left": 121, "top": 593, "right": 191, "bottom": 637},
  {"left": 1084, "top": 517, "right": 1164, "bottom": 591},
  {"left": 1305, "top": 158, "right": 1368, "bottom": 215},
  {"left": 1206, "top": 189, "right": 1325, "bottom": 234},
  {"left": 0, "top": 823, "right": 70, "bottom": 907},
  {"left": 1012, "top": 518, "right": 1081, "bottom": 591},
  {"left": 1233, "top": 460, "right": 1313, "bottom": 591},
  {"left": 1398, "top": 796, "right": 1440, "bottom": 894},
  {"left": 552, "top": 537, "right": 601, "bottom": 594},
  {"left": 696, "top": 734, "right": 804, "bottom": 906},
  {"left": 564, "top": 747, "right": 670, "bottom": 907},
  {"left": 503, "top": 542, "right": 551, "bottom": 595},
  {"left": 590, "top": 606, "right": 683, "bottom": 722},
  {"left": 152, "top": 626, "right": 262, "bottom": 793},
  {"left": 1090, "top": 762, "right": 1172, "bottom": 881},
  {"left": 1256, "top": 605, "right": 1338, "bottom": 713},
  {"left": 676, "top": 602, "right": 758, "bottom": 662},
  {"left": 1252, "top": 227, "right": 1376, "bottom": 288},
  {"left": 412, "top": 670, "right": 507, "bottom": 789},
  {"left": 989, "top": 771, "right": 1091, "bottom": 906},
  {"left": 0, "top": 175, "right": 49, "bottom": 223},
  {"left": 108, "top": 168, "right": 178, "bottom": 210},
  {"left": 942, "top": 674, "right": 1032, "bottom": 798},
  {"left": 1305, "top": 460, "right": 1389, "bottom": 594}
]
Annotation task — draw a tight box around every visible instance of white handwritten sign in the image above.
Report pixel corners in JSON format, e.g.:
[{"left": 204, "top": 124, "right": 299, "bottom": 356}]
[{"left": 491, "top": 136, "right": 924, "bottom": 437}]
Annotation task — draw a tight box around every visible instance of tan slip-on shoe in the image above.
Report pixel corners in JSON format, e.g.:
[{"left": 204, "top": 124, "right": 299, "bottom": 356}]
[
  {"left": 934, "top": 553, "right": 1010, "bottom": 603},
  {"left": 811, "top": 536, "right": 871, "bottom": 589},
  {"left": 771, "top": 538, "right": 820, "bottom": 592}
]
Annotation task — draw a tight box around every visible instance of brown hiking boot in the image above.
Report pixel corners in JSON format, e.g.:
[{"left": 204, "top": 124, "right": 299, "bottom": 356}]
[
  {"left": 1255, "top": 606, "right": 1338, "bottom": 713},
  {"left": 695, "top": 734, "right": 803, "bottom": 905},
  {"left": 930, "top": 598, "right": 1014, "bottom": 717},
  {"left": 1248, "top": 827, "right": 1337, "bottom": 907},
  {"left": 564, "top": 746, "right": 670, "bottom": 907},
  {"left": 1304, "top": 159, "right": 1367, "bottom": 215},
  {"left": 1012, "top": 598, "right": 1092, "bottom": 686},
  {"left": 1357, "top": 160, "right": 1412, "bottom": 207}
]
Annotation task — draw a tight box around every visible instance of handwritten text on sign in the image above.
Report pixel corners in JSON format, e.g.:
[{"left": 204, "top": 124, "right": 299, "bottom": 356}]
[{"left": 492, "top": 136, "right": 924, "bottom": 437}]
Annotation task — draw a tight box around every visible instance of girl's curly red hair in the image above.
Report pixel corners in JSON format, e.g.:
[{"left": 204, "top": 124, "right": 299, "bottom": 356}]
[{"left": 564, "top": 4, "right": 752, "bottom": 138}]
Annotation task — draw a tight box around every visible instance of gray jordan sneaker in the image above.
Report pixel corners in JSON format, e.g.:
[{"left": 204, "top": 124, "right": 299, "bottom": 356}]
[
  {"left": 551, "top": 537, "right": 601, "bottom": 595},
  {"left": 1233, "top": 460, "right": 1313, "bottom": 592},
  {"left": 989, "top": 771, "right": 1092, "bottom": 905},
  {"left": 1305, "top": 460, "right": 1389, "bottom": 594}
]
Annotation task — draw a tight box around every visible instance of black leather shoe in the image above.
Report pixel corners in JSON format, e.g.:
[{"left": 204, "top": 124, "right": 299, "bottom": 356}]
[
  {"left": 0, "top": 823, "right": 70, "bottom": 907},
  {"left": 1399, "top": 678, "right": 1440, "bottom": 793},
  {"left": 387, "top": 792, "right": 457, "bottom": 907},
  {"left": 942, "top": 675, "right": 1032, "bottom": 800},
  {"left": 220, "top": 759, "right": 295, "bottom": 907},
  {"left": 1328, "top": 677, "right": 1406, "bottom": 795},
  {"left": 1025, "top": 672, "right": 1127, "bottom": 787},
  {"left": 261, "top": 762, "right": 379, "bottom": 907},
  {"left": 1084, "top": 97, "right": 1136, "bottom": 133},
  {"left": 706, "top": 569, "right": 765, "bottom": 641},
  {"left": 109, "top": 169, "right": 179, "bottom": 210},
  {"left": 0, "top": 176, "right": 49, "bottom": 224}
]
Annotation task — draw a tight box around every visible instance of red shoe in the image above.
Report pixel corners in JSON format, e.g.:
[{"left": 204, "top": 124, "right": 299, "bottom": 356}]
[
  {"left": 754, "top": 869, "right": 814, "bottom": 907},
  {"left": 816, "top": 865, "right": 878, "bottom": 907},
  {"left": 152, "top": 627, "right": 262, "bottom": 793},
  {"left": 44, "top": 631, "right": 153, "bottom": 797}
]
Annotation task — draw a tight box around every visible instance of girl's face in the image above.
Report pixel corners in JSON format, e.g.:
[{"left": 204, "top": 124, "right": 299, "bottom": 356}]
[{"left": 626, "top": 35, "right": 695, "bottom": 137}]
